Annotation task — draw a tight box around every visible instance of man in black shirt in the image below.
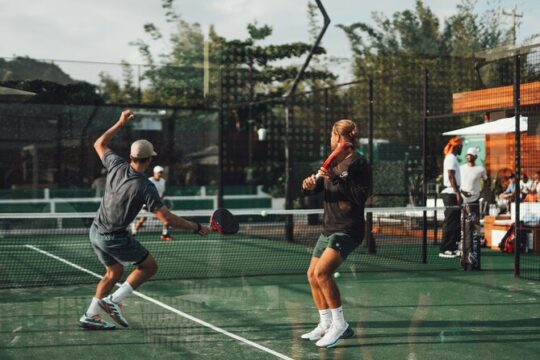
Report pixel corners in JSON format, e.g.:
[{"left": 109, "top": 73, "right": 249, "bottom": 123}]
[
  {"left": 79, "top": 110, "right": 211, "bottom": 330},
  {"left": 301, "top": 119, "right": 370, "bottom": 348}
]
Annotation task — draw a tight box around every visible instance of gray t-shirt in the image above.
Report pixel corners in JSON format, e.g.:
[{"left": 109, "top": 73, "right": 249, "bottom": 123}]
[{"left": 94, "top": 151, "right": 163, "bottom": 233}]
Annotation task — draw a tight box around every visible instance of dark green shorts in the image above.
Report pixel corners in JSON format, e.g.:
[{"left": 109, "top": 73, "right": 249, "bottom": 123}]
[
  {"left": 312, "top": 233, "right": 360, "bottom": 260},
  {"left": 90, "top": 223, "right": 149, "bottom": 267}
]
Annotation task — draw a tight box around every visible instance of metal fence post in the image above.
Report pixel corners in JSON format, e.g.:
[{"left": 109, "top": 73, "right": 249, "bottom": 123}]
[
  {"left": 514, "top": 54, "right": 522, "bottom": 277},
  {"left": 367, "top": 77, "right": 376, "bottom": 254},
  {"left": 422, "top": 68, "right": 429, "bottom": 264},
  {"left": 284, "top": 101, "right": 294, "bottom": 241},
  {"left": 217, "top": 57, "right": 224, "bottom": 209}
]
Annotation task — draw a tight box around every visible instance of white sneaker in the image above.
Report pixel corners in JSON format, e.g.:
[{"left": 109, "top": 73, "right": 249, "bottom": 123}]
[
  {"left": 99, "top": 296, "right": 128, "bottom": 327},
  {"left": 454, "top": 250, "right": 462, "bottom": 257},
  {"left": 439, "top": 250, "right": 457, "bottom": 258},
  {"left": 315, "top": 323, "right": 354, "bottom": 348},
  {"left": 79, "top": 313, "right": 116, "bottom": 330},
  {"left": 301, "top": 323, "right": 329, "bottom": 341}
]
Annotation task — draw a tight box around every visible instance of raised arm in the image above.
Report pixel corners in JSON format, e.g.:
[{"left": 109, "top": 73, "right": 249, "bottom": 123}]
[
  {"left": 153, "top": 206, "right": 211, "bottom": 236},
  {"left": 94, "top": 110, "right": 135, "bottom": 160}
]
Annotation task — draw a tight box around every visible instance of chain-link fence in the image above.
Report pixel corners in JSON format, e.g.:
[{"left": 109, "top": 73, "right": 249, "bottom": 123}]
[{"left": 1, "top": 43, "right": 540, "bottom": 278}]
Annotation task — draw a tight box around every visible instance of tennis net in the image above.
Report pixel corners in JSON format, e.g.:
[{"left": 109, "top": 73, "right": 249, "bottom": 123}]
[{"left": 0, "top": 207, "right": 455, "bottom": 288}]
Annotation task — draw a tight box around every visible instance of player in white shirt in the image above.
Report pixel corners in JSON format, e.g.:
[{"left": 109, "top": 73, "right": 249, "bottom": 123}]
[
  {"left": 132, "top": 166, "right": 174, "bottom": 240},
  {"left": 439, "top": 137, "right": 463, "bottom": 258},
  {"left": 460, "top": 147, "right": 488, "bottom": 254},
  {"left": 460, "top": 147, "right": 488, "bottom": 216}
]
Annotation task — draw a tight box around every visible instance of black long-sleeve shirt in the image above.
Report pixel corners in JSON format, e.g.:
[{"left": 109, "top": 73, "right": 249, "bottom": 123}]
[{"left": 303, "top": 152, "right": 370, "bottom": 240}]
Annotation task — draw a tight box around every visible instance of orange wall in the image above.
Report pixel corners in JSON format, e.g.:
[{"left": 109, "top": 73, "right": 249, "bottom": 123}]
[
  {"left": 453, "top": 82, "right": 540, "bottom": 113},
  {"left": 486, "top": 133, "right": 540, "bottom": 177}
]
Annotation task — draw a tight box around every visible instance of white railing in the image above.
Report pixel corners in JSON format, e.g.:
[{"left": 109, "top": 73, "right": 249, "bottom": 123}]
[{"left": 0, "top": 186, "right": 274, "bottom": 213}]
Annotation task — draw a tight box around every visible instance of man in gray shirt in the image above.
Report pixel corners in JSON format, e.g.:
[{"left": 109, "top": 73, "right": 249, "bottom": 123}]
[{"left": 80, "top": 110, "right": 210, "bottom": 330}]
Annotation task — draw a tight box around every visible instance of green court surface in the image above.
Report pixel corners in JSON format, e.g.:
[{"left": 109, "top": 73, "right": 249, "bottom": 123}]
[{"left": 1, "top": 250, "right": 539, "bottom": 360}]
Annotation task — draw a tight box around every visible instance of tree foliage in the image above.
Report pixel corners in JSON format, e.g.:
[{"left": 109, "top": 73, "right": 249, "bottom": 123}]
[
  {"left": 339, "top": 0, "right": 510, "bottom": 78},
  {"left": 98, "top": 0, "right": 337, "bottom": 108},
  {"left": 335, "top": 0, "right": 516, "bottom": 190}
]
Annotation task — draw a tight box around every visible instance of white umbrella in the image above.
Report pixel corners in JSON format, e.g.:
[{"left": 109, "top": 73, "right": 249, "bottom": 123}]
[
  {"left": 443, "top": 116, "right": 528, "bottom": 135},
  {"left": 0, "top": 86, "right": 36, "bottom": 101}
]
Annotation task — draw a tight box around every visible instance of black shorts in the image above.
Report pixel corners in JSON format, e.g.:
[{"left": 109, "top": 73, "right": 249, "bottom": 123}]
[
  {"left": 312, "top": 233, "right": 360, "bottom": 260},
  {"left": 90, "top": 223, "right": 149, "bottom": 266}
]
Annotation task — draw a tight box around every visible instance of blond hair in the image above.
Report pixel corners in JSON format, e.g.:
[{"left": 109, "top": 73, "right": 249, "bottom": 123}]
[{"left": 333, "top": 119, "right": 359, "bottom": 146}]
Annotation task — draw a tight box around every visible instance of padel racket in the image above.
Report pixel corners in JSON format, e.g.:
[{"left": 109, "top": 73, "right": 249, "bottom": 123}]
[
  {"left": 210, "top": 208, "right": 239, "bottom": 235},
  {"left": 315, "top": 142, "right": 353, "bottom": 179}
]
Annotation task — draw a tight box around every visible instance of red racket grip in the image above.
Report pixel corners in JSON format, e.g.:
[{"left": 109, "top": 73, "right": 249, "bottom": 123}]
[{"left": 315, "top": 142, "right": 353, "bottom": 178}]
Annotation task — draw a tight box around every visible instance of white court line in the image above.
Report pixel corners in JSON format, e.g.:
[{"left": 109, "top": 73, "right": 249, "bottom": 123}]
[{"left": 24, "top": 244, "right": 294, "bottom": 360}]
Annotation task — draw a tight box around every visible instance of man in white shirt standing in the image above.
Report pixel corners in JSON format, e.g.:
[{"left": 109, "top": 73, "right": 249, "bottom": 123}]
[
  {"left": 460, "top": 147, "right": 488, "bottom": 267},
  {"left": 439, "top": 137, "right": 463, "bottom": 258},
  {"left": 460, "top": 147, "right": 488, "bottom": 219},
  {"left": 132, "top": 165, "right": 173, "bottom": 240}
]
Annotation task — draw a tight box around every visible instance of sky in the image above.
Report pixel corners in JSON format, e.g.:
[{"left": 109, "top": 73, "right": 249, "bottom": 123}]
[{"left": 1, "top": 0, "right": 539, "bottom": 83}]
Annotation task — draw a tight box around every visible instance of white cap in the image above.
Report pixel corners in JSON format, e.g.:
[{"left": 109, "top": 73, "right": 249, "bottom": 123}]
[
  {"left": 130, "top": 139, "right": 157, "bottom": 158},
  {"left": 153, "top": 165, "right": 164, "bottom": 173},
  {"left": 466, "top": 147, "right": 479, "bottom": 156}
]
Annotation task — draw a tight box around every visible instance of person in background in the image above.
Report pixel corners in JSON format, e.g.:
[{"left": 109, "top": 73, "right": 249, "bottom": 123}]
[
  {"left": 439, "top": 137, "right": 463, "bottom": 258},
  {"left": 91, "top": 168, "right": 107, "bottom": 197},
  {"left": 499, "top": 173, "right": 517, "bottom": 203},
  {"left": 520, "top": 173, "right": 533, "bottom": 201},
  {"left": 460, "top": 147, "right": 487, "bottom": 219},
  {"left": 529, "top": 170, "right": 540, "bottom": 202},
  {"left": 132, "top": 165, "right": 173, "bottom": 241},
  {"left": 493, "top": 168, "right": 513, "bottom": 213}
]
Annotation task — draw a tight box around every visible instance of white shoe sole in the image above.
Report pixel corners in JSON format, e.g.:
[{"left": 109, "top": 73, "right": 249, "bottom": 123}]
[
  {"left": 316, "top": 326, "right": 354, "bottom": 348},
  {"left": 438, "top": 253, "right": 457, "bottom": 258},
  {"left": 301, "top": 334, "right": 324, "bottom": 341}
]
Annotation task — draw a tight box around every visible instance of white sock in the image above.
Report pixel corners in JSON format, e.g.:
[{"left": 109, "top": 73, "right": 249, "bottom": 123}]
[
  {"left": 319, "top": 309, "right": 332, "bottom": 328},
  {"left": 86, "top": 297, "right": 101, "bottom": 317},
  {"left": 110, "top": 282, "right": 133, "bottom": 303},
  {"left": 330, "top": 306, "right": 347, "bottom": 329},
  {"left": 162, "top": 227, "right": 169, "bottom": 236}
]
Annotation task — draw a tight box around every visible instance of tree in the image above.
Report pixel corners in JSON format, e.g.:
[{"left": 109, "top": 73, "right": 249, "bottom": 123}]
[
  {"left": 98, "top": 61, "right": 139, "bottom": 104},
  {"left": 213, "top": 21, "right": 335, "bottom": 107},
  {"left": 210, "top": 20, "right": 336, "bottom": 189},
  {"left": 336, "top": 0, "right": 515, "bottom": 201},
  {"left": 338, "top": 0, "right": 510, "bottom": 77}
]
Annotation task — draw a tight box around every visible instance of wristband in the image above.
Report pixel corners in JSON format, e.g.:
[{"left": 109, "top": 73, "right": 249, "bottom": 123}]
[{"left": 193, "top": 222, "right": 202, "bottom": 234}]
